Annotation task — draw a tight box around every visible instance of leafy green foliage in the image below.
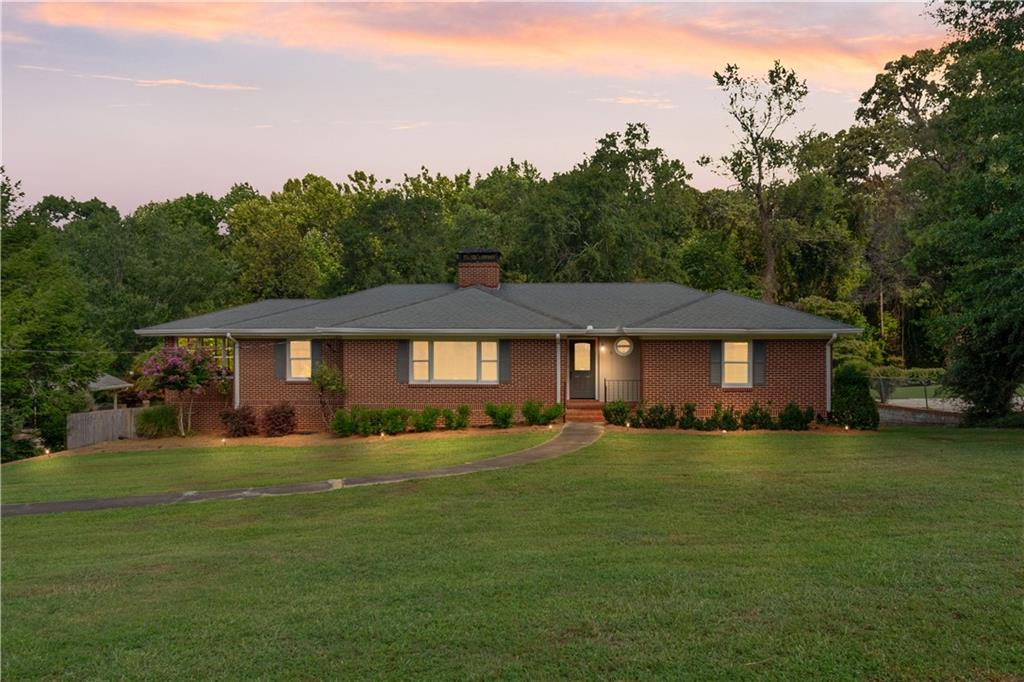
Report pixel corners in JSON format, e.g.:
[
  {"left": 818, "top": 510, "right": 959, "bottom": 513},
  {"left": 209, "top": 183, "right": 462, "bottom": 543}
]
[
  {"left": 638, "top": 403, "right": 677, "bottom": 429},
  {"left": 311, "top": 363, "right": 346, "bottom": 426},
  {"left": 521, "top": 400, "right": 564, "bottom": 426},
  {"left": 441, "top": 405, "right": 472, "bottom": 430},
  {"left": 136, "top": 405, "right": 179, "bottom": 439},
  {"left": 484, "top": 403, "right": 516, "bottom": 429},
  {"left": 777, "top": 402, "right": 815, "bottom": 431},
  {"left": 741, "top": 402, "right": 775, "bottom": 430},
  {"left": 602, "top": 401, "right": 632, "bottom": 426},
  {"left": 832, "top": 364, "right": 880, "bottom": 430},
  {"left": 411, "top": 406, "right": 441, "bottom": 432},
  {"left": 678, "top": 403, "right": 700, "bottom": 430}
]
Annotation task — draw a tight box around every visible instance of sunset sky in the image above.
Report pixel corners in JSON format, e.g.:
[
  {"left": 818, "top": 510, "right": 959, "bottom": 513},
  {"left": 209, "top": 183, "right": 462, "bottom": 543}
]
[{"left": 3, "top": 2, "right": 944, "bottom": 211}]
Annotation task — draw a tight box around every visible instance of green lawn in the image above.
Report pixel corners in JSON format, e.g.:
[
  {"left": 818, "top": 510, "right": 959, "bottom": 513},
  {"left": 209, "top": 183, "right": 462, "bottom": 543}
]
[
  {"left": 3, "top": 427, "right": 1022, "bottom": 679},
  {"left": 1, "top": 432, "right": 552, "bottom": 503}
]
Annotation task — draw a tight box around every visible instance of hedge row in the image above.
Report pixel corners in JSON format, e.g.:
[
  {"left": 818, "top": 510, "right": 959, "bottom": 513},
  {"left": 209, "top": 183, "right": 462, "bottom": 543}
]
[
  {"left": 602, "top": 400, "right": 817, "bottom": 431},
  {"left": 331, "top": 404, "right": 473, "bottom": 436}
]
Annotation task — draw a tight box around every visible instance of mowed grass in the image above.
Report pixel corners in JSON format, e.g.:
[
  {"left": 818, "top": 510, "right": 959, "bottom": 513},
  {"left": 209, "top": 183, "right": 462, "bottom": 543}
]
[
  {"left": 1, "top": 432, "right": 552, "bottom": 503},
  {"left": 3, "top": 428, "right": 1022, "bottom": 679}
]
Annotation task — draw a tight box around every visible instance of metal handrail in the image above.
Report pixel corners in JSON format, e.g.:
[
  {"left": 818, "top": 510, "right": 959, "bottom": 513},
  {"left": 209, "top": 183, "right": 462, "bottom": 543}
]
[{"left": 604, "top": 379, "right": 641, "bottom": 402}]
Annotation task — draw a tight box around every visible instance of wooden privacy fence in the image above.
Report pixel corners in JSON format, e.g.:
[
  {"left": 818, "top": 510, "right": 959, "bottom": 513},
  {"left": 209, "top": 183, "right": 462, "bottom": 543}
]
[{"left": 66, "top": 407, "right": 146, "bottom": 450}]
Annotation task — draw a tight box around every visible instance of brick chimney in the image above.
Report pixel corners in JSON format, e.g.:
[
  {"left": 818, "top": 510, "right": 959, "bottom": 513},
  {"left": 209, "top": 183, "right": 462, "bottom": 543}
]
[{"left": 457, "top": 248, "right": 501, "bottom": 288}]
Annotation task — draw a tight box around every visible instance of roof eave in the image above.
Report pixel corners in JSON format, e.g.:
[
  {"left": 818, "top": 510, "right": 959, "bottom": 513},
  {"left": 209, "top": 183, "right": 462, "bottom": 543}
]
[{"left": 138, "top": 326, "right": 861, "bottom": 338}]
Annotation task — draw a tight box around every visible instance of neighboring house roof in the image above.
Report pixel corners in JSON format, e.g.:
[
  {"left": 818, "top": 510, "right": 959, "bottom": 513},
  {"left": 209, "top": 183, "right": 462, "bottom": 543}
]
[
  {"left": 137, "top": 283, "right": 860, "bottom": 337},
  {"left": 88, "top": 374, "right": 133, "bottom": 392}
]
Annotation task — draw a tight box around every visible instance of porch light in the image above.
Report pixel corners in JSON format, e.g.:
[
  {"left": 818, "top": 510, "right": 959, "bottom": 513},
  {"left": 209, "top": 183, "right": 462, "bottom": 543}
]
[{"left": 600, "top": 344, "right": 606, "bottom": 352}]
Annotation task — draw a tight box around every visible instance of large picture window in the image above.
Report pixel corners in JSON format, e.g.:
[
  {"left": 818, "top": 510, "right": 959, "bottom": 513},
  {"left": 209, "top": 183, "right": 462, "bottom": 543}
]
[
  {"left": 411, "top": 340, "right": 498, "bottom": 384},
  {"left": 722, "top": 341, "right": 751, "bottom": 387}
]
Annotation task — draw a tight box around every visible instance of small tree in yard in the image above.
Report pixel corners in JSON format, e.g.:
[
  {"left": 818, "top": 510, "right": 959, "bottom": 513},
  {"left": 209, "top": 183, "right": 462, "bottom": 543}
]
[
  {"left": 138, "top": 345, "right": 219, "bottom": 435},
  {"left": 311, "top": 364, "right": 346, "bottom": 427}
]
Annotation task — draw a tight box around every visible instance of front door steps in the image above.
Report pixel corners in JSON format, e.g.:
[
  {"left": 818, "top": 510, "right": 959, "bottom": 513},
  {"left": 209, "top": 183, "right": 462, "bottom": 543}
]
[{"left": 565, "top": 399, "right": 605, "bottom": 423}]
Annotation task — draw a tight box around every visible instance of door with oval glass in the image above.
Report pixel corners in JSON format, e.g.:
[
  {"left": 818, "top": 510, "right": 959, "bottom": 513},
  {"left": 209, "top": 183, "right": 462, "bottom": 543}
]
[{"left": 570, "top": 340, "right": 596, "bottom": 399}]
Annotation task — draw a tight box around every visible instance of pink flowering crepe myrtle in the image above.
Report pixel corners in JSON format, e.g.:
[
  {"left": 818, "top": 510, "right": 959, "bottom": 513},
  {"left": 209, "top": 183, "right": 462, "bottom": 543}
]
[{"left": 138, "top": 345, "right": 226, "bottom": 435}]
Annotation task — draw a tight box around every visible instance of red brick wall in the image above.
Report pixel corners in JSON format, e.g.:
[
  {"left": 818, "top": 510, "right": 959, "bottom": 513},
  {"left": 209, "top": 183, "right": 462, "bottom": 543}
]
[
  {"left": 342, "top": 338, "right": 560, "bottom": 424},
  {"left": 640, "top": 339, "right": 828, "bottom": 417},
  {"left": 457, "top": 262, "right": 500, "bottom": 288},
  {"left": 168, "top": 336, "right": 828, "bottom": 432}
]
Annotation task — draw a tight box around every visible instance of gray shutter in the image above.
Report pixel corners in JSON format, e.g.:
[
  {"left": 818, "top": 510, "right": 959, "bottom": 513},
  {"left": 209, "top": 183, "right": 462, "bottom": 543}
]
[
  {"left": 396, "top": 340, "right": 410, "bottom": 383},
  {"left": 709, "top": 341, "right": 723, "bottom": 386},
  {"left": 275, "top": 340, "right": 287, "bottom": 379},
  {"left": 498, "top": 340, "right": 511, "bottom": 384},
  {"left": 311, "top": 340, "right": 322, "bottom": 371},
  {"left": 753, "top": 341, "right": 766, "bottom": 386}
]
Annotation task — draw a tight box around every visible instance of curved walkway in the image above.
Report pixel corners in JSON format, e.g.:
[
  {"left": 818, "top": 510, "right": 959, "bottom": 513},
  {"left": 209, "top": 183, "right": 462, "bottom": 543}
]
[{"left": 1, "top": 422, "right": 604, "bottom": 517}]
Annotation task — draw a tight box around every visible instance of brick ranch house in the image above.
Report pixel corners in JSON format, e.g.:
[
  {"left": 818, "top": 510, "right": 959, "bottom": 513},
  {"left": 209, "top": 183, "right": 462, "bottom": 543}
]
[{"left": 136, "top": 248, "right": 860, "bottom": 430}]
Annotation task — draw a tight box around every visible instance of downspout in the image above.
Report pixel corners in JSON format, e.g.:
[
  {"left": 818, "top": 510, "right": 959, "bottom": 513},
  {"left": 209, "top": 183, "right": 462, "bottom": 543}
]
[
  {"left": 825, "top": 333, "right": 837, "bottom": 414},
  {"left": 555, "top": 333, "right": 562, "bottom": 404},
  {"left": 226, "top": 333, "right": 240, "bottom": 409}
]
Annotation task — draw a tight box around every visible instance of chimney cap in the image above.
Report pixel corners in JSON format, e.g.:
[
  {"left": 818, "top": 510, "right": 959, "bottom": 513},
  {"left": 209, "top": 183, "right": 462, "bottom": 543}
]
[{"left": 457, "top": 247, "right": 501, "bottom": 263}]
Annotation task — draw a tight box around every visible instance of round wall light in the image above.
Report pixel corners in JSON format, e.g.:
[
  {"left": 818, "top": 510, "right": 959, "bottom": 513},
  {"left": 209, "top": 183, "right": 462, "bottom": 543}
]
[{"left": 614, "top": 337, "right": 633, "bottom": 357}]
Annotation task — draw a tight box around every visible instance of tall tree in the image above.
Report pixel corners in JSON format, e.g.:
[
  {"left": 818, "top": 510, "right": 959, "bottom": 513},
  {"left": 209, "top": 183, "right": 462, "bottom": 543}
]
[
  {"left": 857, "top": 1, "right": 1024, "bottom": 417},
  {"left": 700, "top": 61, "right": 809, "bottom": 302}
]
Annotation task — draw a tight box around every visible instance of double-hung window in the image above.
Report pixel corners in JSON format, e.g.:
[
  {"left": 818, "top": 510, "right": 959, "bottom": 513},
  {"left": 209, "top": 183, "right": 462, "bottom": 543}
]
[
  {"left": 722, "top": 341, "right": 752, "bottom": 387},
  {"left": 411, "top": 340, "right": 498, "bottom": 384},
  {"left": 287, "top": 340, "right": 313, "bottom": 381}
]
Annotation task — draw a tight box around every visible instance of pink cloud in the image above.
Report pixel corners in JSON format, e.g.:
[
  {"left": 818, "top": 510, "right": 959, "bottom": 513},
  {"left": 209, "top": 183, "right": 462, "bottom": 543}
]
[{"left": 24, "top": 3, "right": 943, "bottom": 90}]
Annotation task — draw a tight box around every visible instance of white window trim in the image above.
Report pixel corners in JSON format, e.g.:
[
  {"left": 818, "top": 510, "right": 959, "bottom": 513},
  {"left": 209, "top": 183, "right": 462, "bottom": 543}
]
[
  {"left": 722, "top": 340, "right": 753, "bottom": 388},
  {"left": 286, "top": 340, "right": 313, "bottom": 382},
  {"left": 410, "top": 340, "right": 499, "bottom": 385}
]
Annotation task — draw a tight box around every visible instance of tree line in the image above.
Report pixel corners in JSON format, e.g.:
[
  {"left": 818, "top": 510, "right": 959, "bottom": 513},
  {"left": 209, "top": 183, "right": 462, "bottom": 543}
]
[{"left": 2, "top": 1, "right": 1021, "bottom": 452}]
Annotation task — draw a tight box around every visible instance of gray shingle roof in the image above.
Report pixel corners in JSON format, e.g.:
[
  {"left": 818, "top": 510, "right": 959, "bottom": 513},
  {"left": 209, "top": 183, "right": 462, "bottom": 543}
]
[{"left": 137, "top": 283, "right": 859, "bottom": 336}]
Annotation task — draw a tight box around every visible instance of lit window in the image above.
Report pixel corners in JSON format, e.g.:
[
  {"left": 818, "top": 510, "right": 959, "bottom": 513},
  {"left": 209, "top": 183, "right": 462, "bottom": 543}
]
[
  {"left": 614, "top": 337, "right": 633, "bottom": 357},
  {"left": 722, "top": 341, "right": 751, "bottom": 387},
  {"left": 288, "top": 340, "right": 313, "bottom": 380},
  {"left": 573, "top": 342, "right": 591, "bottom": 371},
  {"left": 410, "top": 340, "right": 499, "bottom": 383}
]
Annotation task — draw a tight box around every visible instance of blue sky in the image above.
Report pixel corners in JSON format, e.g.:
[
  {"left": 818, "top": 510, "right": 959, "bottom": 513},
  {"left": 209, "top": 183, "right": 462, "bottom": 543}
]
[{"left": 2, "top": 2, "right": 943, "bottom": 212}]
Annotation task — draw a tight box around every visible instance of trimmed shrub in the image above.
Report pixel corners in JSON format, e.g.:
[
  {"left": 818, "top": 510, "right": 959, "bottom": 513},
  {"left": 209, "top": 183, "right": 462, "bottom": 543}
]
[
  {"left": 832, "top": 362, "right": 880, "bottom": 429},
  {"left": 678, "top": 403, "right": 700, "bottom": 430},
  {"left": 441, "top": 405, "right": 471, "bottom": 430},
  {"left": 521, "top": 400, "right": 543, "bottom": 425},
  {"left": 968, "top": 412, "right": 1024, "bottom": 428},
  {"left": 740, "top": 401, "right": 774, "bottom": 430},
  {"left": 719, "top": 405, "right": 739, "bottom": 431},
  {"left": 540, "top": 403, "right": 565, "bottom": 425},
  {"left": 381, "top": 408, "right": 410, "bottom": 435},
  {"left": 136, "top": 404, "right": 178, "bottom": 438},
  {"left": 349, "top": 406, "right": 381, "bottom": 436},
  {"left": 260, "top": 402, "right": 297, "bottom": 437},
  {"left": 522, "top": 400, "right": 565, "bottom": 426},
  {"left": 640, "top": 403, "right": 677, "bottom": 429},
  {"left": 484, "top": 403, "right": 516, "bottom": 428},
  {"left": 411, "top": 406, "right": 441, "bottom": 432},
  {"left": 777, "top": 402, "right": 814, "bottom": 430},
  {"left": 603, "top": 400, "right": 632, "bottom": 426},
  {"left": 703, "top": 402, "right": 725, "bottom": 431},
  {"left": 330, "top": 408, "right": 356, "bottom": 437},
  {"left": 219, "top": 406, "right": 258, "bottom": 437}
]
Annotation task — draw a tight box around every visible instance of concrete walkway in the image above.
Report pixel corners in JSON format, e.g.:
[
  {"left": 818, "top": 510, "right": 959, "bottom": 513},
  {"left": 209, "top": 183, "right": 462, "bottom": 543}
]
[{"left": 1, "top": 422, "right": 604, "bottom": 518}]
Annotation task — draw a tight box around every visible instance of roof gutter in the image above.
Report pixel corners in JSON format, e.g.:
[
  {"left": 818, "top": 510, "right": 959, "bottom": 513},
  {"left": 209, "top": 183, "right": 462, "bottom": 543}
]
[{"left": 136, "top": 326, "right": 861, "bottom": 338}]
